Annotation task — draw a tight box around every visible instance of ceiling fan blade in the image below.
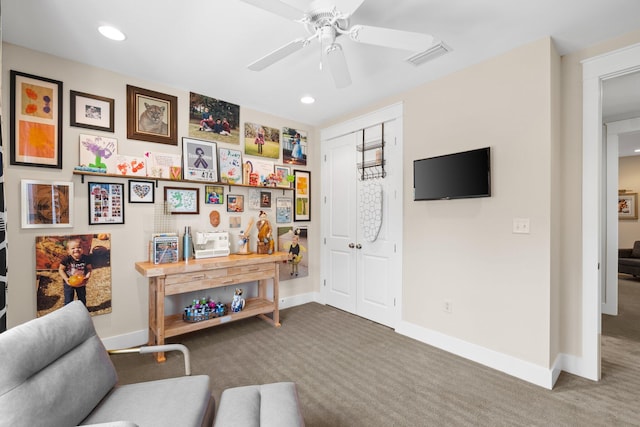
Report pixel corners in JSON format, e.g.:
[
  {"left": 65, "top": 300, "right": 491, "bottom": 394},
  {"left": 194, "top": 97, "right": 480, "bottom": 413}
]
[
  {"left": 349, "top": 25, "right": 434, "bottom": 52},
  {"left": 325, "top": 43, "right": 351, "bottom": 89},
  {"left": 313, "top": 0, "right": 365, "bottom": 17},
  {"left": 239, "top": 0, "right": 303, "bottom": 21},
  {"left": 248, "top": 38, "right": 307, "bottom": 71}
]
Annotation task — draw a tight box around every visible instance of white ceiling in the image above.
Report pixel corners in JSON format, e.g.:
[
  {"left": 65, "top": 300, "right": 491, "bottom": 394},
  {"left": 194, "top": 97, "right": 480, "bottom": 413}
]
[{"left": 3, "top": 0, "right": 640, "bottom": 129}]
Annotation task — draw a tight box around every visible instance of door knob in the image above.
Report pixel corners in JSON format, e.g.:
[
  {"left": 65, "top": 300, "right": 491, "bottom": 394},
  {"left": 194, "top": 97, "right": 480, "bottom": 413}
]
[
  {"left": 356, "top": 244, "right": 362, "bottom": 249},
  {"left": 348, "top": 243, "right": 355, "bottom": 248}
]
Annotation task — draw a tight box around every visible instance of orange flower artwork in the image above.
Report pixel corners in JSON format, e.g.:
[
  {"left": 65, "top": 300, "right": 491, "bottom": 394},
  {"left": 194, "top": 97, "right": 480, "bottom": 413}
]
[
  {"left": 18, "top": 121, "right": 56, "bottom": 160},
  {"left": 21, "top": 82, "right": 54, "bottom": 119}
]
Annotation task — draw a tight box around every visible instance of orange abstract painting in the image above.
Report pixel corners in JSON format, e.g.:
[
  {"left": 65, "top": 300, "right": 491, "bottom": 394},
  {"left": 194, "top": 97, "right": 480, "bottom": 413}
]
[
  {"left": 18, "top": 121, "right": 56, "bottom": 159},
  {"left": 21, "top": 83, "right": 54, "bottom": 119}
]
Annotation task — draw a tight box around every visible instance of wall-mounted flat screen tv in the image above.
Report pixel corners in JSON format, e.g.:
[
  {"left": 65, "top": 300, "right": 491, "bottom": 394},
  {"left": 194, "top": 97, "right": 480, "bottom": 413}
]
[{"left": 413, "top": 147, "right": 491, "bottom": 201}]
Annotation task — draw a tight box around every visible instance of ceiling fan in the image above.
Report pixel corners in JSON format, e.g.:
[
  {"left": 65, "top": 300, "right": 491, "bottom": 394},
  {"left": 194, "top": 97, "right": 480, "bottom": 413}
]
[{"left": 240, "top": 0, "right": 441, "bottom": 88}]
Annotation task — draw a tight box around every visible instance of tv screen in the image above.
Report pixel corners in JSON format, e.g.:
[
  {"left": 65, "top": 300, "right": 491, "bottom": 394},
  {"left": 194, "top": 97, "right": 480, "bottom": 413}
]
[{"left": 413, "top": 147, "right": 491, "bottom": 200}]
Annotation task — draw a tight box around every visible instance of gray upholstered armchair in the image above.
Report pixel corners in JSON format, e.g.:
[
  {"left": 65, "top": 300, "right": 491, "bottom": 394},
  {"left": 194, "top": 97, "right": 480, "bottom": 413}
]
[{"left": 0, "top": 301, "right": 215, "bottom": 427}]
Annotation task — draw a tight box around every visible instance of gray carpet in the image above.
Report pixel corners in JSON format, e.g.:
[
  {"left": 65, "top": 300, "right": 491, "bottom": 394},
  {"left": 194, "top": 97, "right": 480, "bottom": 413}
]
[{"left": 112, "top": 290, "right": 640, "bottom": 426}]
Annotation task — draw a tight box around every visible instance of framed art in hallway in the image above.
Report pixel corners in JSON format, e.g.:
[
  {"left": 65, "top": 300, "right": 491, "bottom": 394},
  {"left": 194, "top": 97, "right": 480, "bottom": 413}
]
[
  {"left": 10, "top": 70, "right": 63, "bottom": 168},
  {"left": 294, "top": 170, "right": 310, "bottom": 221},
  {"left": 88, "top": 182, "right": 124, "bottom": 225},
  {"left": 21, "top": 180, "right": 73, "bottom": 228},
  {"left": 164, "top": 187, "right": 199, "bottom": 214},
  {"left": 618, "top": 192, "right": 637, "bottom": 220},
  {"left": 127, "top": 85, "right": 178, "bottom": 145},
  {"left": 128, "top": 180, "right": 155, "bottom": 204}
]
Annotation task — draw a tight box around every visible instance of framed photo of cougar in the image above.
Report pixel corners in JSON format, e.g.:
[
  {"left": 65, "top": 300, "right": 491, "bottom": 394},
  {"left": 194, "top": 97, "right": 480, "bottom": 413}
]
[{"left": 126, "top": 85, "right": 178, "bottom": 145}]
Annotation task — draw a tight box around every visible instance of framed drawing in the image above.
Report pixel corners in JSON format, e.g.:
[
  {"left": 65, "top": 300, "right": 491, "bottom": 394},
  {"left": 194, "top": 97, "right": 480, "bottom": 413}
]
[
  {"left": 205, "top": 185, "right": 224, "bottom": 204},
  {"left": 70, "top": 90, "right": 115, "bottom": 132},
  {"left": 275, "top": 165, "right": 291, "bottom": 188},
  {"left": 276, "top": 197, "right": 292, "bottom": 223},
  {"left": 21, "top": 180, "right": 73, "bottom": 228},
  {"left": 619, "top": 192, "right": 638, "bottom": 220},
  {"left": 10, "top": 70, "right": 63, "bottom": 168},
  {"left": 294, "top": 170, "right": 311, "bottom": 221},
  {"left": 128, "top": 180, "right": 155, "bottom": 203},
  {"left": 88, "top": 182, "right": 125, "bottom": 225},
  {"left": 219, "top": 148, "right": 243, "bottom": 184},
  {"left": 126, "top": 85, "right": 177, "bottom": 145},
  {"left": 182, "top": 137, "right": 218, "bottom": 182},
  {"left": 164, "top": 186, "right": 199, "bottom": 214},
  {"left": 260, "top": 191, "right": 272, "bottom": 208},
  {"left": 227, "top": 194, "right": 244, "bottom": 213}
]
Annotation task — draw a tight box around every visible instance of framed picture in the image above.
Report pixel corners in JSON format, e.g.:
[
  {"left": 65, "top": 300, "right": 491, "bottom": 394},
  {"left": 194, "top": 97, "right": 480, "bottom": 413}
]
[
  {"left": 182, "top": 137, "right": 218, "bottom": 182},
  {"left": 276, "top": 197, "right": 292, "bottom": 223},
  {"left": 189, "top": 92, "right": 240, "bottom": 145},
  {"left": 79, "top": 134, "right": 118, "bottom": 170},
  {"left": 21, "top": 180, "right": 73, "bottom": 228},
  {"left": 275, "top": 165, "right": 291, "bottom": 188},
  {"left": 219, "top": 148, "right": 243, "bottom": 184},
  {"left": 10, "top": 70, "right": 63, "bottom": 168},
  {"left": 260, "top": 191, "right": 272, "bottom": 208},
  {"left": 619, "top": 192, "right": 638, "bottom": 220},
  {"left": 227, "top": 194, "right": 244, "bottom": 213},
  {"left": 244, "top": 122, "right": 280, "bottom": 159},
  {"left": 205, "top": 185, "right": 224, "bottom": 204},
  {"left": 126, "top": 85, "right": 177, "bottom": 145},
  {"left": 88, "top": 182, "right": 125, "bottom": 225},
  {"left": 70, "top": 90, "right": 115, "bottom": 132},
  {"left": 164, "top": 186, "right": 199, "bottom": 214},
  {"left": 128, "top": 180, "right": 155, "bottom": 203},
  {"left": 282, "top": 127, "right": 308, "bottom": 166},
  {"left": 294, "top": 170, "right": 311, "bottom": 221}
]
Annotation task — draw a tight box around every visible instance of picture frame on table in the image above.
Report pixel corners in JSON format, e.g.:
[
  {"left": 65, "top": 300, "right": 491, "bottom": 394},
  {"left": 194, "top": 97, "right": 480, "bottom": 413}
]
[
  {"left": 21, "top": 179, "right": 73, "bottom": 228},
  {"left": 182, "top": 137, "right": 218, "bottom": 182},
  {"left": 164, "top": 186, "right": 199, "bottom": 214},
  {"left": 126, "top": 84, "right": 178, "bottom": 145},
  {"left": 10, "top": 70, "right": 63, "bottom": 168},
  {"left": 88, "top": 182, "right": 125, "bottom": 225},
  {"left": 70, "top": 90, "right": 115, "bottom": 132},
  {"left": 128, "top": 180, "right": 155, "bottom": 204},
  {"left": 619, "top": 192, "right": 638, "bottom": 220},
  {"left": 275, "top": 165, "right": 291, "bottom": 188},
  {"left": 294, "top": 170, "right": 311, "bottom": 221}
]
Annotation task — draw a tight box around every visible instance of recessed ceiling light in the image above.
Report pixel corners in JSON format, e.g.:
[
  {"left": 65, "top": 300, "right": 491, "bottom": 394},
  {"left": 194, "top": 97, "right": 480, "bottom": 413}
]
[
  {"left": 300, "top": 96, "right": 315, "bottom": 104},
  {"left": 98, "top": 25, "right": 126, "bottom": 41},
  {"left": 634, "top": 149, "right": 640, "bottom": 152}
]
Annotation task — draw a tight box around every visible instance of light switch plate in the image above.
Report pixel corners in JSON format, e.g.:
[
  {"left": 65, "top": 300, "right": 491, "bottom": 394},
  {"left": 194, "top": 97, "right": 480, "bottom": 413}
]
[{"left": 513, "top": 218, "right": 530, "bottom": 234}]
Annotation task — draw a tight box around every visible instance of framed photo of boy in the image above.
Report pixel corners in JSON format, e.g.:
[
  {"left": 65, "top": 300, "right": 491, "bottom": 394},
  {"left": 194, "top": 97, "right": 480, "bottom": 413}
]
[
  {"left": 10, "top": 70, "right": 63, "bottom": 169},
  {"left": 70, "top": 90, "right": 115, "bottom": 132},
  {"left": 128, "top": 180, "right": 155, "bottom": 203},
  {"left": 21, "top": 180, "right": 73, "bottom": 228},
  {"left": 294, "top": 170, "right": 311, "bottom": 221},
  {"left": 126, "top": 85, "right": 178, "bottom": 145},
  {"left": 88, "top": 182, "right": 125, "bottom": 225}
]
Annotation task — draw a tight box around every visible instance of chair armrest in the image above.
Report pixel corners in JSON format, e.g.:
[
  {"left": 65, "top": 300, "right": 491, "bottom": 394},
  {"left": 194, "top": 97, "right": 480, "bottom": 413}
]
[
  {"left": 619, "top": 248, "right": 633, "bottom": 258},
  {"left": 109, "top": 344, "right": 191, "bottom": 375}
]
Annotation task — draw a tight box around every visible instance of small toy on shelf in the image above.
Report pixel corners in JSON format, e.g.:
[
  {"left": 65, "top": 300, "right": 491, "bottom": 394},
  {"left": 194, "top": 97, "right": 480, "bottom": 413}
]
[{"left": 231, "top": 288, "right": 245, "bottom": 312}]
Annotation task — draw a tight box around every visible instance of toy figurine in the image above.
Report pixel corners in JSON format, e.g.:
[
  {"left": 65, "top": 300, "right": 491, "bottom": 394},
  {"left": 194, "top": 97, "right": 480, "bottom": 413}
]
[
  {"left": 256, "top": 211, "right": 274, "bottom": 254},
  {"left": 231, "top": 288, "right": 245, "bottom": 312}
]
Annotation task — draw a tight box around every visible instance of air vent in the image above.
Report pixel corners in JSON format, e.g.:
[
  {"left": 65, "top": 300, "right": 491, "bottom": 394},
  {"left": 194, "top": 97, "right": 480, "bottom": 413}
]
[{"left": 405, "top": 42, "right": 450, "bottom": 66}]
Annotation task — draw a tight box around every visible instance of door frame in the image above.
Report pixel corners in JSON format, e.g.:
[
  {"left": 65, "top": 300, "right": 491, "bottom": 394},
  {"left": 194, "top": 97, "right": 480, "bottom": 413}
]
[
  {"left": 582, "top": 42, "right": 640, "bottom": 380},
  {"left": 320, "top": 102, "right": 404, "bottom": 328}
]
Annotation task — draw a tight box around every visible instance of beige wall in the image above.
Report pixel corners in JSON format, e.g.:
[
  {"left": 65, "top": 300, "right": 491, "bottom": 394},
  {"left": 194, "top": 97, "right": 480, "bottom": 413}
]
[
  {"left": 619, "top": 155, "right": 640, "bottom": 247},
  {"left": 2, "top": 43, "right": 319, "bottom": 339}
]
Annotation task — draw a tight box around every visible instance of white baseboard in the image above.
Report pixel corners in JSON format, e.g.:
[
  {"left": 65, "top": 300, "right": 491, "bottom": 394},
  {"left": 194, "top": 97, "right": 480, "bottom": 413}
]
[
  {"left": 101, "top": 292, "right": 321, "bottom": 350},
  {"left": 396, "top": 320, "right": 556, "bottom": 389}
]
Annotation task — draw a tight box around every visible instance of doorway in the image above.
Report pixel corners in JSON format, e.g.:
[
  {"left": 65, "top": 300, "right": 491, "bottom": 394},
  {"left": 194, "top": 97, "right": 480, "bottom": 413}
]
[
  {"left": 320, "top": 103, "right": 403, "bottom": 328},
  {"left": 582, "top": 42, "right": 640, "bottom": 381}
]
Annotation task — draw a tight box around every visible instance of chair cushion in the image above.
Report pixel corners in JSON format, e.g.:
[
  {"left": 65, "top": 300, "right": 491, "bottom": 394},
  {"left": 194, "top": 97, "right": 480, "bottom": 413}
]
[
  {"left": 82, "top": 375, "right": 212, "bottom": 427},
  {"left": 631, "top": 241, "right": 640, "bottom": 257}
]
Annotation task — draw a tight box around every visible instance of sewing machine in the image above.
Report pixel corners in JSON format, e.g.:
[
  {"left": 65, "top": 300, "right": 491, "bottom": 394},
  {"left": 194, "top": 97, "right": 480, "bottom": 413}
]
[{"left": 194, "top": 231, "right": 230, "bottom": 259}]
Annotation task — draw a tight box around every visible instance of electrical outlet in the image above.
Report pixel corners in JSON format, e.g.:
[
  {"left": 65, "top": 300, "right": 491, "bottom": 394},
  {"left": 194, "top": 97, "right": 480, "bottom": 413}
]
[
  {"left": 444, "top": 300, "right": 453, "bottom": 313},
  {"left": 513, "top": 218, "right": 530, "bottom": 234}
]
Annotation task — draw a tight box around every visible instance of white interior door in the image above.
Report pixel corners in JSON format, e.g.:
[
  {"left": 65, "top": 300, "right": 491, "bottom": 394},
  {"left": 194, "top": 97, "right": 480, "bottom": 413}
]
[{"left": 322, "top": 110, "right": 402, "bottom": 329}]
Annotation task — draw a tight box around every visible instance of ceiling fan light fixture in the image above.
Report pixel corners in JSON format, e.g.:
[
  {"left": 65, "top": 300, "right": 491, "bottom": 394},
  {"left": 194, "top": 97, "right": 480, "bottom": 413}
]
[
  {"left": 405, "top": 41, "right": 450, "bottom": 66},
  {"left": 98, "top": 25, "right": 126, "bottom": 41}
]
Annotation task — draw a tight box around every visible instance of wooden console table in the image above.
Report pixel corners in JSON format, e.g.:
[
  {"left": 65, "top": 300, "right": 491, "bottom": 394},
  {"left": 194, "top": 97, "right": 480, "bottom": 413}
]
[{"left": 135, "top": 252, "right": 289, "bottom": 362}]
